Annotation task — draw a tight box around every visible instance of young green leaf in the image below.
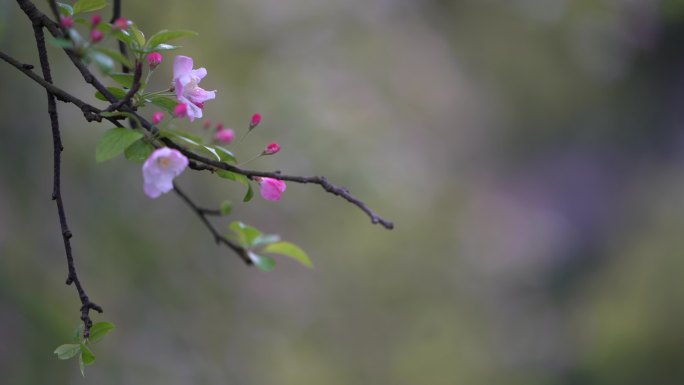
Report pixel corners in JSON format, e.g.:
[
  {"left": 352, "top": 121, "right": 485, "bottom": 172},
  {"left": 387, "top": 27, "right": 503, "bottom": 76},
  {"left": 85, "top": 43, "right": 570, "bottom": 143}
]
[
  {"left": 200, "top": 145, "right": 221, "bottom": 161},
  {"left": 88, "top": 322, "right": 115, "bottom": 343},
  {"left": 79, "top": 355, "right": 85, "bottom": 377},
  {"left": 80, "top": 343, "right": 96, "bottom": 365},
  {"left": 146, "top": 30, "right": 198, "bottom": 51},
  {"left": 129, "top": 24, "right": 146, "bottom": 48},
  {"left": 54, "top": 343, "right": 81, "bottom": 360},
  {"left": 216, "top": 171, "right": 253, "bottom": 202},
  {"left": 146, "top": 44, "right": 181, "bottom": 53},
  {"left": 109, "top": 72, "right": 134, "bottom": 88},
  {"left": 49, "top": 38, "right": 74, "bottom": 49},
  {"left": 251, "top": 234, "right": 281, "bottom": 247},
  {"left": 147, "top": 96, "right": 178, "bottom": 114},
  {"left": 89, "top": 51, "right": 115, "bottom": 74},
  {"left": 57, "top": 2, "right": 74, "bottom": 16},
  {"left": 212, "top": 145, "right": 237, "bottom": 163},
  {"left": 93, "top": 48, "right": 132, "bottom": 69},
  {"left": 73, "top": 0, "right": 107, "bottom": 15},
  {"left": 249, "top": 252, "right": 276, "bottom": 272},
  {"left": 73, "top": 323, "right": 85, "bottom": 342},
  {"left": 229, "top": 221, "right": 262, "bottom": 247},
  {"left": 95, "top": 87, "right": 127, "bottom": 101},
  {"left": 124, "top": 139, "right": 154, "bottom": 163},
  {"left": 263, "top": 242, "right": 313, "bottom": 268},
  {"left": 220, "top": 201, "right": 233, "bottom": 215},
  {"left": 95, "top": 128, "right": 144, "bottom": 163}
]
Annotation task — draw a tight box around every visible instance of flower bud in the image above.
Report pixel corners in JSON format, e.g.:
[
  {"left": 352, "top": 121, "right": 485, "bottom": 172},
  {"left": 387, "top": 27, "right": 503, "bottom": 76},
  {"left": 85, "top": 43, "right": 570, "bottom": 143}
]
[
  {"left": 90, "top": 29, "right": 104, "bottom": 43},
  {"left": 113, "top": 18, "right": 129, "bottom": 30},
  {"left": 152, "top": 112, "right": 165, "bottom": 124},
  {"left": 214, "top": 128, "right": 236, "bottom": 144},
  {"left": 174, "top": 103, "right": 188, "bottom": 118},
  {"left": 202, "top": 119, "right": 212, "bottom": 129},
  {"left": 250, "top": 113, "right": 262, "bottom": 129},
  {"left": 147, "top": 52, "right": 162, "bottom": 69},
  {"left": 262, "top": 142, "right": 280, "bottom": 155},
  {"left": 91, "top": 14, "right": 102, "bottom": 27},
  {"left": 60, "top": 16, "right": 74, "bottom": 29}
]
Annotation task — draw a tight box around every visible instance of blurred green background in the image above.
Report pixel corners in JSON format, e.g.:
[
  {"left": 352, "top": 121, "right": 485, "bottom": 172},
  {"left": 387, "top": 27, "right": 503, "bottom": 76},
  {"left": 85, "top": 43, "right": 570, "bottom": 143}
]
[{"left": 2, "top": 0, "right": 684, "bottom": 384}]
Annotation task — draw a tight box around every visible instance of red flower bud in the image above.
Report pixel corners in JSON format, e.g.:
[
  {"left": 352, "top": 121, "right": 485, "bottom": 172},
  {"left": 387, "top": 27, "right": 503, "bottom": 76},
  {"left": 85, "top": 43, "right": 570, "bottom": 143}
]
[
  {"left": 250, "top": 113, "right": 262, "bottom": 129},
  {"left": 90, "top": 29, "right": 104, "bottom": 43},
  {"left": 263, "top": 142, "right": 280, "bottom": 155}
]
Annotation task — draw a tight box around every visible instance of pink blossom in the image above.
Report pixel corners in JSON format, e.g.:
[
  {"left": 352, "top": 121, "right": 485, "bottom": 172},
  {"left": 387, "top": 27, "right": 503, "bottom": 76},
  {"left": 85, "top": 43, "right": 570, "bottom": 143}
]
[
  {"left": 91, "top": 14, "right": 101, "bottom": 27},
  {"left": 147, "top": 52, "right": 162, "bottom": 69},
  {"left": 142, "top": 148, "right": 188, "bottom": 198},
  {"left": 258, "top": 177, "right": 286, "bottom": 201},
  {"left": 152, "top": 112, "right": 164, "bottom": 124},
  {"left": 250, "top": 113, "right": 262, "bottom": 129},
  {"left": 262, "top": 142, "right": 280, "bottom": 155},
  {"left": 174, "top": 103, "right": 188, "bottom": 118},
  {"left": 60, "top": 16, "right": 74, "bottom": 29},
  {"left": 214, "top": 128, "right": 235, "bottom": 144},
  {"left": 113, "top": 18, "right": 129, "bottom": 30},
  {"left": 90, "top": 29, "right": 104, "bottom": 43},
  {"left": 173, "top": 56, "right": 216, "bottom": 122}
]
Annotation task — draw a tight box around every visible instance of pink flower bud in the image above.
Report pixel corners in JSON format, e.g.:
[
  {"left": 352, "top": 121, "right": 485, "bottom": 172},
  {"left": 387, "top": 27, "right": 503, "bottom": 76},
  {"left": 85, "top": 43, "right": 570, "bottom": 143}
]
[
  {"left": 147, "top": 52, "right": 162, "bottom": 69},
  {"left": 202, "top": 119, "right": 212, "bottom": 129},
  {"left": 152, "top": 112, "right": 165, "bottom": 124},
  {"left": 174, "top": 103, "right": 188, "bottom": 118},
  {"left": 60, "top": 16, "right": 74, "bottom": 29},
  {"left": 214, "top": 128, "right": 236, "bottom": 144},
  {"left": 250, "top": 113, "right": 262, "bottom": 129},
  {"left": 257, "top": 177, "right": 286, "bottom": 201},
  {"left": 91, "top": 14, "right": 102, "bottom": 27},
  {"left": 215, "top": 122, "right": 224, "bottom": 131},
  {"left": 90, "top": 29, "right": 104, "bottom": 43},
  {"left": 113, "top": 18, "right": 129, "bottom": 30},
  {"left": 262, "top": 142, "right": 280, "bottom": 155}
]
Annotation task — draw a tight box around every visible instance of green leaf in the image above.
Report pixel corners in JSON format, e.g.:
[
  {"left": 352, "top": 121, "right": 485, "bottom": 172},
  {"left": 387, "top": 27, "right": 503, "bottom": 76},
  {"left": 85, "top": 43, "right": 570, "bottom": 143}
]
[
  {"left": 213, "top": 145, "right": 237, "bottom": 163},
  {"left": 129, "top": 24, "right": 146, "bottom": 48},
  {"left": 124, "top": 139, "right": 154, "bottom": 163},
  {"left": 216, "top": 170, "right": 253, "bottom": 202},
  {"left": 146, "top": 44, "right": 181, "bottom": 52},
  {"left": 263, "top": 242, "right": 313, "bottom": 268},
  {"left": 73, "top": 323, "right": 84, "bottom": 342},
  {"left": 114, "top": 29, "right": 134, "bottom": 46},
  {"left": 57, "top": 2, "right": 74, "bottom": 16},
  {"left": 220, "top": 201, "right": 232, "bottom": 215},
  {"left": 49, "top": 38, "right": 74, "bottom": 49},
  {"left": 95, "top": 128, "right": 144, "bottom": 163},
  {"left": 89, "top": 51, "right": 115, "bottom": 74},
  {"left": 88, "top": 322, "right": 114, "bottom": 343},
  {"left": 251, "top": 234, "right": 281, "bottom": 247},
  {"left": 146, "top": 30, "right": 198, "bottom": 51},
  {"left": 148, "top": 96, "right": 179, "bottom": 114},
  {"left": 80, "top": 343, "right": 96, "bottom": 365},
  {"left": 94, "top": 48, "right": 132, "bottom": 69},
  {"left": 229, "top": 221, "right": 262, "bottom": 248},
  {"left": 73, "top": 0, "right": 107, "bottom": 15},
  {"left": 95, "top": 87, "right": 127, "bottom": 101},
  {"left": 54, "top": 344, "right": 81, "bottom": 360},
  {"left": 79, "top": 355, "right": 85, "bottom": 376},
  {"left": 108, "top": 72, "right": 134, "bottom": 88},
  {"left": 250, "top": 252, "right": 276, "bottom": 272}
]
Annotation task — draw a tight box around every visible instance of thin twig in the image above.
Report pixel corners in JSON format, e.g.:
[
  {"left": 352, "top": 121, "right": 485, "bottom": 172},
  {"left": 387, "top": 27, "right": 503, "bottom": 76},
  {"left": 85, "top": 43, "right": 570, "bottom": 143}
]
[
  {"left": 31, "top": 21, "right": 102, "bottom": 338},
  {"left": 110, "top": 0, "right": 130, "bottom": 73},
  {"left": 106, "top": 61, "right": 142, "bottom": 111},
  {"left": 172, "top": 183, "right": 252, "bottom": 265}
]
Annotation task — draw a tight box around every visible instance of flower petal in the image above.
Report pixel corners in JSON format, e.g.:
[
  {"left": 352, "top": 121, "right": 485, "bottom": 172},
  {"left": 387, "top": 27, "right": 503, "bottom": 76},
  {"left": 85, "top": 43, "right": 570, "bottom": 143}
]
[
  {"left": 173, "top": 56, "right": 193, "bottom": 79},
  {"left": 191, "top": 67, "right": 207, "bottom": 80}
]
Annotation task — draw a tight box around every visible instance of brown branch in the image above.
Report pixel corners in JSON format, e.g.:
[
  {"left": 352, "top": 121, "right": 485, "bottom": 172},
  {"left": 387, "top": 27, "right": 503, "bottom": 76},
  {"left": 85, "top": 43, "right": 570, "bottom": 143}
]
[
  {"left": 110, "top": 0, "right": 130, "bottom": 73},
  {"left": 106, "top": 61, "right": 142, "bottom": 111}
]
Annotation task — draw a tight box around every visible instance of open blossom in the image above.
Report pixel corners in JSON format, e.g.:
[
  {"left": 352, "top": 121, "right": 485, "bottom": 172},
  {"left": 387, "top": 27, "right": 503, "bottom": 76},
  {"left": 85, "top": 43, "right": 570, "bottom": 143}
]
[
  {"left": 257, "top": 177, "right": 286, "bottom": 201},
  {"left": 142, "top": 148, "right": 188, "bottom": 198},
  {"left": 173, "top": 55, "right": 216, "bottom": 122},
  {"left": 214, "top": 128, "right": 235, "bottom": 144}
]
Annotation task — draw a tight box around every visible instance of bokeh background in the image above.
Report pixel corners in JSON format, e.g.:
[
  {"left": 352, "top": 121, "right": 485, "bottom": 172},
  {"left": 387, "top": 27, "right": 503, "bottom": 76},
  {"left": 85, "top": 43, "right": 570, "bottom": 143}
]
[{"left": 2, "top": 0, "right": 684, "bottom": 384}]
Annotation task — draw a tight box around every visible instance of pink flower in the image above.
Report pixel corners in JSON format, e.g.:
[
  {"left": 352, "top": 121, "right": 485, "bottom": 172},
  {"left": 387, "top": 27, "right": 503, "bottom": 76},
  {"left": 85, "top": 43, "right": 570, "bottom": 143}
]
[
  {"left": 142, "top": 148, "right": 188, "bottom": 198},
  {"left": 91, "top": 14, "right": 101, "bottom": 27},
  {"left": 90, "top": 29, "right": 104, "bottom": 43},
  {"left": 250, "top": 113, "right": 262, "bottom": 129},
  {"left": 262, "top": 142, "right": 280, "bottom": 155},
  {"left": 258, "top": 177, "right": 286, "bottom": 201},
  {"left": 173, "top": 55, "right": 216, "bottom": 122},
  {"left": 152, "top": 112, "right": 164, "bottom": 124},
  {"left": 174, "top": 103, "right": 188, "bottom": 118},
  {"left": 147, "top": 52, "right": 162, "bottom": 69},
  {"left": 60, "top": 16, "right": 74, "bottom": 29},
  {"left": 113, "top": 18, "right": 129, "bottom": 30},
  {"left": 214, "top": 128, "right": 235, "bottom": 144}
]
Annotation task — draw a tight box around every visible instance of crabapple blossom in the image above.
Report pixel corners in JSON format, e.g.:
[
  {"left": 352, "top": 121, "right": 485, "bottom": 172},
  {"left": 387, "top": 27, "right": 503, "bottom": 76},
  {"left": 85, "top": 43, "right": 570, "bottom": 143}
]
[
  {"left": 142, "top": 148, "right": 188, "bottom": 198},
  {"left": 257, "top": 177, "right": 286, "bottom": 201},
  {"left": 173, "top": 55, "right": 216, "bottom": 122},
  {"left": 152, "top": 112, "right": 164, "bottom": 124},
  {"left": 263, "top": 142, "right": 280, "bottom": 155},
  {"left": 147, "top": 52, "right": 162, "bottom": 69},
  {"left": 60, "top": 16, "right": 74, "bottom": 29},
  {"left": 214, "top": 128, "right": 235, "bottom": 144},
  {"left": 250, "top": 113, "right": 262, "bottom": 129},
  {"left": 113, "top": 18, "right": 128, "bottom": 30},
  {"left": 90, "top": 29, "right": 104, "bottom": 43},
  {"left": 91, "top": 14, "right": 101, "bottom": 27},
  {"left": 174, "top": 103, "right": 188, "bottom": 118}
]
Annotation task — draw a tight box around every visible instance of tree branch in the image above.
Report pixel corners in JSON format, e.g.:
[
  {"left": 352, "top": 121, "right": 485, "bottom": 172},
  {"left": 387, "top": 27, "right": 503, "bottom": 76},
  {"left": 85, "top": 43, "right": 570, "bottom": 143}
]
[
  {"left": 30, "top": 20, "right": 102, "bottom": 338},
  {"left": 172, "top": 183, "right": 252, "bottom": 265}
]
